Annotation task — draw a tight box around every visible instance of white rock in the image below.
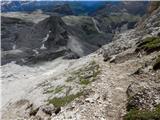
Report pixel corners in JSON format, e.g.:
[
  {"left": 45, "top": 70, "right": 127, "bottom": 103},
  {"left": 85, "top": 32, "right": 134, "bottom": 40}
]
[{"left": 85, "top": 98, "right": 94, "bottom": 103}]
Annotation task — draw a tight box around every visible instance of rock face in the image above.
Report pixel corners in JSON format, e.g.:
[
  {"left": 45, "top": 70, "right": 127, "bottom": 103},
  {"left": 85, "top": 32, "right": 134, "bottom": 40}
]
[
  {"left": 1, "top": 16, "right": 70, "bottom": 65},
  {"left": 91, "top": 1, "right": 148, "bottom": 34},
  {"left": 91, "top": 1, "right": 148, "bottom": 16},
  {"left": 1, "top": 16, "right": 33, "bottom": 51},
  {"left": 137, "top": 5, "right": 160, "bottom": 34},
  {"left": 102, "top": 4, "right": 160, "bottom": 59},
  {"left": 126, "top": 81, "right": 160, "bottom": 110},
  {"left": 17, "top": 16, "right": 68, "bottom": 50},
  {"left": 123, "top": 5, "right": 160, "bottom": 120},
  {"left": 148, "top": 1, "right": 160, "bottom": 14},
  {"left": 127, "top": 87, "right": 160, "bottom": 110},
  {"left": 1, "top": 15, "right": 113, "bottom": 65}
]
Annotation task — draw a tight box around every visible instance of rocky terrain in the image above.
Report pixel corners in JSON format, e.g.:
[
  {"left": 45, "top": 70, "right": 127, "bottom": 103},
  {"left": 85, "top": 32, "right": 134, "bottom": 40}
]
[
  {"left": 1, "top": 1, "right": 147, "bottom": 65},
  {"left": 1, "top": 1, "right": 160, "bottom": 120},
  {"left": 1, "top": 13, "right": 111, "bottom": 65}
]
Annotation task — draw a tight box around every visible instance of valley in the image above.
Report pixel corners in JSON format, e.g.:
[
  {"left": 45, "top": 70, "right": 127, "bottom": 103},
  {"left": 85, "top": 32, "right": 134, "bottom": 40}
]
[{"left": 1, "top": 1, "right": 160, "bottom": 120}]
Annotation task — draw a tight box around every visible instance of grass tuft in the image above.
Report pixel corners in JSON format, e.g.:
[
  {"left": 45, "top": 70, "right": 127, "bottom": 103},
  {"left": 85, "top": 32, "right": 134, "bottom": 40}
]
[
  {"left": 79, "top": 78, "right": 91, "bottom": 85},
  {"left": 48, "top": 92, "right": 83, "bottom": 107},
  {"left": 65, "top": 60, "right": 100, "bottom": 85},
  {"left": 43, "top": 86, "right": 64, "bottom": 94},
  {"left": 54, "top": 86, "right": 64, "bottom": 94},
  {"left": 136, "top": 37, "right": 160, "bottom": 53},
  {"left": 124, "top": 104, "right": 160, "bottom": 120}
]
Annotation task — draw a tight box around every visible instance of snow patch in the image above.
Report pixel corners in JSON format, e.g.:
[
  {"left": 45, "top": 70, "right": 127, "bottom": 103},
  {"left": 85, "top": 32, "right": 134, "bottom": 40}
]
[
  {"left": 12, "top": 44, "right": 16, "bottom": 50},
  {"left": 33, "top": 49, "right": 39, "bottom": 55},
  {"left": 40, "top": 44, "right": 47, "bottom": 50},
  {"left": 92, "top": 17, "right": 102, "bottom": 33},
  {"left": 42, "top": 31, "right": 50, "bottom": 43},
  {"left": 40, "top": 31, "right": 51, "bottom": 50},
  {"left": 21, "top": 58, "right": 26, "bottom": 63}
]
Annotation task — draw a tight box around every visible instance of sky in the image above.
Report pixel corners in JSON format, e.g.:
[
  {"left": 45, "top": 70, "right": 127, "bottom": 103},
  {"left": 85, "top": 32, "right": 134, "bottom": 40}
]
[
  {"left": 1, "top": 0, "right": 150, "bottom": 2},
  {"left": 1, "top": 0, "right": 137, "bottom": 1}
]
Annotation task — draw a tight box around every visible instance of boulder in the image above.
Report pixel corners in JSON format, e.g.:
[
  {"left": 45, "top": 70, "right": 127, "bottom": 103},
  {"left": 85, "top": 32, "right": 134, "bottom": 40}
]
[
  {"left": 103, "top": 53, "right": 111, "bottom": 62},
  {"left": 109, "top": 55, "right": 116, "bottom": 63},
  {"left": 126, "top": 82, "right": 149, "bottom": 98},
  {"left": 41, "top": 104, "right": 55, "bottom": 116},
  {"left": 126, "top": 82, "right": 160, "bottom": 110}
]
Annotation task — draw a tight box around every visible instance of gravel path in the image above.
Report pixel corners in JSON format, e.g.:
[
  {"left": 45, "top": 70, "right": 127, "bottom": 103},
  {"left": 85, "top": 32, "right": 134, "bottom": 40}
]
[{"left": 52, "top": 53, "right": 136, "bottom": 120}]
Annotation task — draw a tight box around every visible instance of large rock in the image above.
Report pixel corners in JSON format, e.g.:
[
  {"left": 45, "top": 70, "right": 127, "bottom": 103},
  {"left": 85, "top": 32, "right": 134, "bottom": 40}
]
[
  {"left": 126, "top": 82, "right": 149, "bottom": 98},
  {"left": 126, "top": 82, "right": 160, "bottom": 110}
]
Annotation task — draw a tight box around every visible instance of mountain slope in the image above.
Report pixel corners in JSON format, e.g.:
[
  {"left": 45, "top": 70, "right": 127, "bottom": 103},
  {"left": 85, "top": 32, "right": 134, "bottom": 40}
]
[
  {"left": 1, "top": 1, "right": 149, "bottom": 65},
  {"left": 52, "top": 5, "right": 160, "bottom": 120},
  {"left": 1, "top": 14, "right": 113, "bottom": 65},
  {"left": 91, "top": 1, "right": 148, "bottom": 34},
  {"left": 1, "top": 3, "right": 160, "bottom": 120}
]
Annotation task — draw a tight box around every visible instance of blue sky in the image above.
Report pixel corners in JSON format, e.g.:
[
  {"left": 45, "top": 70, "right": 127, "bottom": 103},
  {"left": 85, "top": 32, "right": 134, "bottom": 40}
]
[{"left": 1, "top": 0, "right": 129, "bottom": 1}]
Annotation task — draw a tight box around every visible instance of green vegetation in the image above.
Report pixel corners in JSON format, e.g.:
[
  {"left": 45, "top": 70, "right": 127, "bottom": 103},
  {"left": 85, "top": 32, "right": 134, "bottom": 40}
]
[
  {"left": 66, "top": 60, "right": 100, "bottom": 86},
  {"left": 47, "top": 61, "right": 100, "bottom": 108},
  {"left": 81, "top": 22, "right": 98, "bottom": 35},
  {"left": 136, "top": 37, "right": 160, "bottom": 70},
  {"left": 153, "top": 55, "right": 160, "bottom": 70},
  {"left": 43, "top": 86, "right": 64, "bottom": 94},
  {"left": 54, "top": 86, "right": 64, "bottom": 94},
  {"left": 78, "top": 61, "right": 100, "bottom": 85},
  {"left": 135, "top": 37, "right": 160, "bottom": 70},
  {"left": 43, "top": 88, "right": 55, "bottom": 94},
  {"left": 101, "top": 13, "right": 140, "bottom": 25},
  {"left": 91, "top": 61, "right": 101, "bottom": 79},
  {"left": 48, "top": 92, "right": 83, "bottom": 107},
  {"left": 143, "top": 38, "right": 160, "bottom": 49},
  {"left": 136, "top": 37, "right": 160, "bottom": 53},
  {"left": 124, "top": 104, "right": 160, "bottom": 120},
  {"left": 79, "top": 78, "right": 91, "bottom": 85}
]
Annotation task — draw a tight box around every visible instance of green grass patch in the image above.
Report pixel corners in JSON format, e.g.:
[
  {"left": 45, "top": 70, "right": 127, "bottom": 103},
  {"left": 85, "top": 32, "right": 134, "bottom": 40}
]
[
  {"left": 136, "top": 37, "right": 160, "bottom": 53},
  {"left": 48, "top": 92, "right": 83, "bottom": 107},
  {"left": 43, "top": 88, "right": 55, "bottom": 94},
  {"left": 65, "top": 60, "right": 100, "bottom": 85},
  {"left": 124, "top": 104, "right": 160, "bottom": 120},
  {"left": 81, "top": 22, "right": 98, "bottom": 35},
  {"left": 144, "top": 38, "right": 160, "bottom": 49},
  {"left": 79, "top": 78, "right": 91, "bottom": 85},
  {"left": 78, "top": 62, "right": 100, "bottom": 85},
  {"left": 43, "top": 86, "right": 64, "bottom": 94},
  {"left": 54, "top": 86, "right": 64, "bottom": 94}
]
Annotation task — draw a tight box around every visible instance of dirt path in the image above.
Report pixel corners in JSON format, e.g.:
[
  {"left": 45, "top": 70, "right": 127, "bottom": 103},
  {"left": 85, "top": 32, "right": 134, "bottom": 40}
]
[{"left": 52, "top": 54, "right": 136, "bottom": 120}]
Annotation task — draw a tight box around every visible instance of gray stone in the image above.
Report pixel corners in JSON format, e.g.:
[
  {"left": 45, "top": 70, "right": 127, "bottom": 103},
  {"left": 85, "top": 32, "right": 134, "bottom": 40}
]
[{"left": 126, "top": 82, "right": 149, "bottom": 98}]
